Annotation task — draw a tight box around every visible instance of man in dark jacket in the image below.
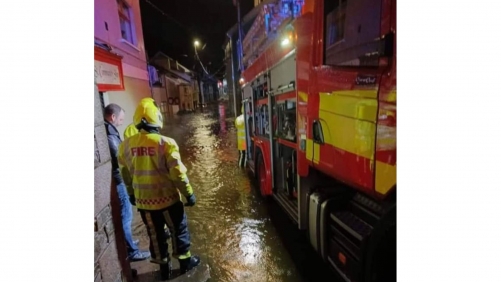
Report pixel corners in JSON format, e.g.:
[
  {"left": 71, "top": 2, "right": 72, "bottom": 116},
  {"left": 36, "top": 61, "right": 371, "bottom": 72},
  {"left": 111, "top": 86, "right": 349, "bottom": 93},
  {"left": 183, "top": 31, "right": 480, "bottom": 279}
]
[{"left": 104, "top": 103, "right": 150, "bottom": 261}]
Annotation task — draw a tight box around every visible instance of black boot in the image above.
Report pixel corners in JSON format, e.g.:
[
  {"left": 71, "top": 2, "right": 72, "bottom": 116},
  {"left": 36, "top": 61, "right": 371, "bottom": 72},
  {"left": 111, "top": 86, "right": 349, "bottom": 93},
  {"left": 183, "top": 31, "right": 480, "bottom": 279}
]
[
  {"left": 160, "top": 261, "right": 172, "bottom": 281},
  {"left": 179, "top": 256, "right": 201, "bottom": 274}
]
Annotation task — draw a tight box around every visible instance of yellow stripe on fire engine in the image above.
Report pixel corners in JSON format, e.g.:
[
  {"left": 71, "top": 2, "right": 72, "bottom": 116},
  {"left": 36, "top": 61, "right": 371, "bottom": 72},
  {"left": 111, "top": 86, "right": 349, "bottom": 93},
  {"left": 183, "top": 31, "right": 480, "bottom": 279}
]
[
  {"left": 298, "top": 91, "right": 308, "bottom": 102},
  {"left": 306, "top": 139, "right": 320, "bottom": 164},
  {"left": 386, "top": 90, "right": 396, "bottom": 103},
  {"left": 375, "top": 161, "right": 396, "bottom": 195},
  {"left": 317, "top": 91, "right": 378, "bottom": 160}
]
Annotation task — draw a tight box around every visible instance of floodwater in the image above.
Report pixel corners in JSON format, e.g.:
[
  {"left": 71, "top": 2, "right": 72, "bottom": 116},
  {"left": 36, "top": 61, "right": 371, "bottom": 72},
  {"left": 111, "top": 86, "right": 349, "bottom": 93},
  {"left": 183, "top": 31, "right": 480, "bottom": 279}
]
[{"left": 131, "top": 108, "right": 335, "bottom": 282}]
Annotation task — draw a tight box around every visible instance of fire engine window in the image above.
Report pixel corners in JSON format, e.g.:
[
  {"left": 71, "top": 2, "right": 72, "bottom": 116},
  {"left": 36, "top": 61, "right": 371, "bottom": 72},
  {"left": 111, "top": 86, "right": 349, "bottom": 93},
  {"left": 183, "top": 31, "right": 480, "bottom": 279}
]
[
  {"left": 245, "top": 101, "right": 254, "bottom": 137},
  {"left": 260, "top": 105, "right": 265, "bottom": 136},
  {"left": 252, "top": 82, "right": 268, "bottom": 100},
  {"left": 256, "top": 82, "right": 268, "bottom": 99},
  {"left": 254, "top": 107, "right": 260, "bottom": 135},
  {"left": 277, "top": 99, "right": 296, "bottom": 142},
  {"left": 325, "top": 0, "right": 347, "bottom": 46},
  {"left": 248, "top": 115, "right": 254, "bottom": 137},
  {"left": 254, "top": 104, "right": 270, "bottom": 137},
  {"left": 264, "top": 104, "right": 270, "bottom": 135},
  {"left": 324, "top": 0, "right": 383, "bottom": 67},
  {"left": 273, "top": 103, "right": 283, "bottom": 138},
  {"left": 271, "top": 104, "right": 278, "bottom": 137}
]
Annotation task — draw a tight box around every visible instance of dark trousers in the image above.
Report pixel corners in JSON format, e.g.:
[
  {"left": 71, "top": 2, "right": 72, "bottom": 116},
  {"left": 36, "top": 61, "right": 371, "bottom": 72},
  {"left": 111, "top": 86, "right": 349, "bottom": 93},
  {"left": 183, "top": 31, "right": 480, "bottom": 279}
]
[
  {"left": 238, "top": 150, "right": 246, "bottom": 167},
  {"left": 139, "top": 201, "right": 191, "bottom": 264}
]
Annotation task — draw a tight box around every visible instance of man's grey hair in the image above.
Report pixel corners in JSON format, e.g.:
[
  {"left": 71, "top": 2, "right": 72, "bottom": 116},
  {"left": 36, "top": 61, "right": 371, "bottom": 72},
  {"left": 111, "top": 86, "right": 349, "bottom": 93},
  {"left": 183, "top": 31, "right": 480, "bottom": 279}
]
[{"left": 104, "top": 103, "right": 124, "bottom": 117}]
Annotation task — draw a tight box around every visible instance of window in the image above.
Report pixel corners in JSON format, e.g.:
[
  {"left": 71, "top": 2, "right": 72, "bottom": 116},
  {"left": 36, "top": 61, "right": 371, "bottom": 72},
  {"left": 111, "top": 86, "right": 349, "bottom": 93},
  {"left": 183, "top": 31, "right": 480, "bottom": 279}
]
[
  {"left": 324, "top": 0, "right": 383, "bottom": 67},
  {"left": 325, "top": 0, "right": 347, "bottom": 46},
  {"left": 253, "top": 104, "right": 270, "bottom": 137},
  {"left": 253, "top": 81, "right": 268, "bottom": 100},
  {"left": 245, "top": 101, "right": 255, "bottom": 161},
  {"left": 117, "top": 0, "right": 135, "bottom": 44},
  {"left": 263, "top": 105, "right": 270, "bottom": 135},
  {"left": 276, "top": 99, "right": 297, "bottom": 142},
  {"left": 247, "top": 104, "right": 255, "bottom": 137}
]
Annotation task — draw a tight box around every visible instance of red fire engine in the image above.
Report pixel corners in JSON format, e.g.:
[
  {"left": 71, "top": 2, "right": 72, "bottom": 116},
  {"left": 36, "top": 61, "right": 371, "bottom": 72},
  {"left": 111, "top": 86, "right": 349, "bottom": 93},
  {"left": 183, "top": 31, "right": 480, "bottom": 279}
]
[{"left": 239, "top": 0, "right": 396, "bottom": 281}]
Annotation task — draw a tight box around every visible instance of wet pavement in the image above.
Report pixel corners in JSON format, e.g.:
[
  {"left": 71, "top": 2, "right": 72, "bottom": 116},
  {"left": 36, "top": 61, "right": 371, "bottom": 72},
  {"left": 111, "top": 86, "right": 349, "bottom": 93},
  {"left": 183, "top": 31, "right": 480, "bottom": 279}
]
[{"left": 129, "top": 108, "right": 336, "bottom": 282}]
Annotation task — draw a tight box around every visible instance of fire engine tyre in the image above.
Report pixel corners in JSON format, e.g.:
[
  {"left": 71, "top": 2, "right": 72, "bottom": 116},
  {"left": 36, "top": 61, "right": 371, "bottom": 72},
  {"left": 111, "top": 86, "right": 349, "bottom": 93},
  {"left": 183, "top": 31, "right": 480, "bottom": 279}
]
[
  {"left": 363, "top": 205, "right": 396, "bottom": 282},
  {"left": 255, "top": 152, "right": 270, "bottom": 198}
]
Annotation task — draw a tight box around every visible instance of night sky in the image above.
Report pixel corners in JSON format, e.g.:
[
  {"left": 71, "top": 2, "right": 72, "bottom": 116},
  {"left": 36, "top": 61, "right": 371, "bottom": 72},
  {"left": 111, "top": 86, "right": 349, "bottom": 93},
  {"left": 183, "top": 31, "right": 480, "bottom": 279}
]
[{"left": 140, "top": 0, "right": 254, "bottom": 79}]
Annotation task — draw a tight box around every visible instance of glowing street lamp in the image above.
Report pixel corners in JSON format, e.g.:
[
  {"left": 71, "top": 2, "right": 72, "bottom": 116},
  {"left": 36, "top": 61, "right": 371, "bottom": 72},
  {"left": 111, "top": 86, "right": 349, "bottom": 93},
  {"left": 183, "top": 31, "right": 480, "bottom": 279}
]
[
  {"left": 281, "top": 24, "right": 295, "bottom": 47},
  {"left": 281, "top": 38, "right": 290, "bottom": 47},
  {"left": 194, "top": 40, "right": 200, "bottom": 47}
]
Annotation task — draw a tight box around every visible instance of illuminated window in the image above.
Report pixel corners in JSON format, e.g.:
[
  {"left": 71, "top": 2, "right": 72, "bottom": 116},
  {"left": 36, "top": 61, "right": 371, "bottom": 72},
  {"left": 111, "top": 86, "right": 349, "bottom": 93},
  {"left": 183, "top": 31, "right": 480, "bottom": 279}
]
[{"left": 117, "top": 0, "right": 135, "bottom": 44}]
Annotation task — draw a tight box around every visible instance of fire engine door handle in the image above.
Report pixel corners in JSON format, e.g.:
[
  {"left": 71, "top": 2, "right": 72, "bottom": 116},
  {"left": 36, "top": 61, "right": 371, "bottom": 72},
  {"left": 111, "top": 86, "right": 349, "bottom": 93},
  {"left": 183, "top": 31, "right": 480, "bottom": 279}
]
[{"left": 312, "top": 120, "right": 324, "bottom": 144}]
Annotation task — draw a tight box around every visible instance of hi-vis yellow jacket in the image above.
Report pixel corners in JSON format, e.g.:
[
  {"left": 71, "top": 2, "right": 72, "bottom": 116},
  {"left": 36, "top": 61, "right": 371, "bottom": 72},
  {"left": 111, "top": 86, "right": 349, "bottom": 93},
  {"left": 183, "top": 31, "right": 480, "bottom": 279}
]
[
  {"left": 118, "top": 131, "right": 194, "bottom": 210},
  {"left": 235, "top": 114, "right": 246, "bottom": 151},
  {"left": 124, "top": 123, "right": 139, "bottom": 139}
]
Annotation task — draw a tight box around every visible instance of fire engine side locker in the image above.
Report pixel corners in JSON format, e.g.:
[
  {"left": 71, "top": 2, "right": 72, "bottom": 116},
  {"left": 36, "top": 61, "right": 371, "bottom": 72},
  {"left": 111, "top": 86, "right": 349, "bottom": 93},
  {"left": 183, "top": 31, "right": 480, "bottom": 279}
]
[
  {"left": 269, "top": 52, "right": 301, "bottom": 223},
  {"left": 267, "top": 73, "right": 276, "bottom": 197},
  {"left": 270, "top": 92, "right": 300, "bottom": 223}
]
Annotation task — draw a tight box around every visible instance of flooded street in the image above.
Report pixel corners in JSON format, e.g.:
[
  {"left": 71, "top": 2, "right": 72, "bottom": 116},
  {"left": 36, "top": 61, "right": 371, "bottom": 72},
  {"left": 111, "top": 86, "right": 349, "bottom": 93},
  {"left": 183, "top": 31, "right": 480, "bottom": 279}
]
[{"left": 131, "top": 108, "right": 334, "bottom": 282}]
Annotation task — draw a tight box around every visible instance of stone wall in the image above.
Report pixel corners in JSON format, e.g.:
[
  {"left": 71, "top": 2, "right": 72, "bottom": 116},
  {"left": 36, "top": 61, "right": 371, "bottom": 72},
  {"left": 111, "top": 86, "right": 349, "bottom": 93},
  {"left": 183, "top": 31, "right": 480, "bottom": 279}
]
[{"left": 94, "top": 82, "right": 132, "bottom": 282}]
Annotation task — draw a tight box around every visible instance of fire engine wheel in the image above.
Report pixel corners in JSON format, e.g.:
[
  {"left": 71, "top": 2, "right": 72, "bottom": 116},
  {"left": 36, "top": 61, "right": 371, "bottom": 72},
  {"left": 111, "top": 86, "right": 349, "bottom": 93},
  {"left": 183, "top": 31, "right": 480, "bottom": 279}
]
[{"left": 364, "top": 205, "right": 396, "bottom": 282}]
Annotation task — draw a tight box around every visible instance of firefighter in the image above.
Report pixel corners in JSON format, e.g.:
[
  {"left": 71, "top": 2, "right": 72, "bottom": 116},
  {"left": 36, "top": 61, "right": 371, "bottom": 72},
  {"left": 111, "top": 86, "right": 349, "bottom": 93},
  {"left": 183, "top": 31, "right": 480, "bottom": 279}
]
[
  {"left": 118, "top": 101, "right": 200, "bottom": 281},
  {"left": 123, "top": 98, "right": 172, "bottom": 240},
  {"left": 235, "top": 105, "right": 246, "bottom": 167}
]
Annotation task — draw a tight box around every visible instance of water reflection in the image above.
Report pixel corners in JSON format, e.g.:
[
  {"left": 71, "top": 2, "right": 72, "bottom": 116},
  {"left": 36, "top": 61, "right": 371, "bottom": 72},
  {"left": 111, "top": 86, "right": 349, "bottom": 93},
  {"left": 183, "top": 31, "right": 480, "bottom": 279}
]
[
  {"left": 237, "top": 218, "right": 263, "bottom": 265},
  {"left": 158, "top": 111, "right": 302, "bottom": 282}
]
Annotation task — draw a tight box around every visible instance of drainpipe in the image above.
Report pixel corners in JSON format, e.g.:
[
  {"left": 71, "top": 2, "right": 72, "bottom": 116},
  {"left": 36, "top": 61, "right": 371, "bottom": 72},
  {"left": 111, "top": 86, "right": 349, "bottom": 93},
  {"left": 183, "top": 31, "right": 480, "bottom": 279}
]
[
  {"left": 227, "top": 34, "right": 238, "bottom": 118},
  {"left": 163, "top": 73, "right": 171, "bottom": 116},
  {"left": 147, "top": 65, "right": 153, "bottom": 98},
  {"left": 200, "top": 80, "right": 205, "bottom": 106},
  {"left": 145, "top": 52, "right": 155, "bottom": 99},
  {"left": 237, "top": 0, "right": 244, "bottom": 71}
]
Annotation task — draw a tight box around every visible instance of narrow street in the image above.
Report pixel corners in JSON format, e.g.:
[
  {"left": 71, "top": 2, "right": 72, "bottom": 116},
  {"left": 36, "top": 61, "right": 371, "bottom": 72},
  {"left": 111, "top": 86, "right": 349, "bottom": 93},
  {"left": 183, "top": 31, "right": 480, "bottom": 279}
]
[{"left": 129, "top": 108, "right": 335, "bottom": 282}]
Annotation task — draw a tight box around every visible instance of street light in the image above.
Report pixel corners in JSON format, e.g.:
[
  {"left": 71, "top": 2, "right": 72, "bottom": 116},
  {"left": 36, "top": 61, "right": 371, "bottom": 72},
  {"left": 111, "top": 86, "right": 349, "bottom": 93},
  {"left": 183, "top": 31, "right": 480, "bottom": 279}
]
[{"left": 194, "top": 40, "right": 200, "bottom": 47}]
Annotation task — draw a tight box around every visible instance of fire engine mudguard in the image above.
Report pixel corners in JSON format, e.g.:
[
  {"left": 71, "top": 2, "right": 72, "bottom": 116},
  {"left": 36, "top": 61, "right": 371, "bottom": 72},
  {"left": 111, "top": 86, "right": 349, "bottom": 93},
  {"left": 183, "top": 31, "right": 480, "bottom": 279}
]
[{"left": 255, "top": 149, "right": 272, "bottom": 197}]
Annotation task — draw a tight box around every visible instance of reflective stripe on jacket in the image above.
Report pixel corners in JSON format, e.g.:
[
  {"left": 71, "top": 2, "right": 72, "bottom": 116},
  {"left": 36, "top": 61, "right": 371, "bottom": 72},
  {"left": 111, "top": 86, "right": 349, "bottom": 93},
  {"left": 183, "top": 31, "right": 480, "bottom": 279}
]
[
  {"left": 235, "top": 114, "right": 246, "bottom": 150},
  {"left": 118, "top": 131, "right": 193, "bottom": 210}
]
